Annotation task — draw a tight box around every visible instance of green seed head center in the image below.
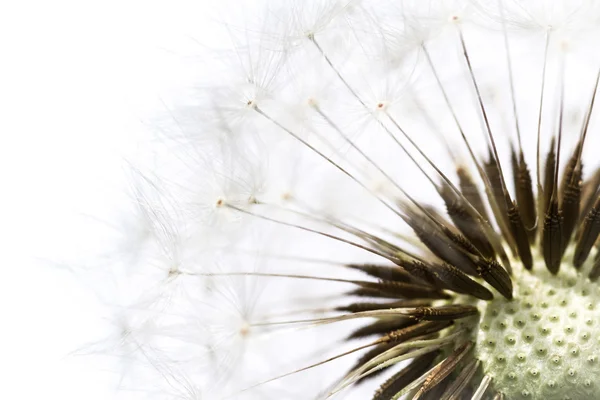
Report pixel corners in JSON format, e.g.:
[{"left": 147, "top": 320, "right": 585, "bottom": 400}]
[{"left": 475, "top": 250, "right": 600, "bottom": 400}]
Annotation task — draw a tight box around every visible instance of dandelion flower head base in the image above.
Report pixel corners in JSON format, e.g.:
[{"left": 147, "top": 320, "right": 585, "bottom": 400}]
[{"left": 475, "top": 251, "right": 600, "bottom": 400}]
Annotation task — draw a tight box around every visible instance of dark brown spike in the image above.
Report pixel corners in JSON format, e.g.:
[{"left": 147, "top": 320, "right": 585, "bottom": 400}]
[
  {"left": 429, "top": 210, "right": 481, "bottom": 257},
  {"left": 439, "top": 359, "right": 479, "bottom": 400},
  {"left": 558, "top": 142, "right": 583, "bottom": 248},
  {"left": 457, "top": 166, "right": 490, "bottom": 222},
  {"left": 417, "top": 206, "right": 481, "bottom": 258},
  {"left": 446, "top": 231, "right": 480, "bottom": 256},
  {"left": 432, "top": 262, "right": 494, "bottom": 301},
  {"left": 347, "top": 318, "right": 416, "bottom": 340},
  {"left": 347, "top": 264, "right": 415, "bottom": 283},
  {"left": 512, "top": 149, "right": 537, "bottom": 243},
  {"left": 402, "top": 305, "right": 478, "bottom": 321},
  {"left": 507, "top": 202, "right": 533, "bottom": 269},
  {"left": 574, "top": 195, "right": 600, "bottom": 268},
  {"left": 378, "top": 320, "right": 453, "bottom": 345},
  {"left": 336, "top": 300, "right": 431, "bottom": 314},
  {"left": 560, "top": 173, "right": 582, "bottom": 250},
  {"left": 542, "top": 199, "right": 564, "bottom": 274},
  {"left": 440, "top": 182, "right": 496, "bottom": 259},
  {"left": 372, "top": 351, "right": 440, "bottom": 400},
  {"left": 359, "top": 280, "right": 450, "bottom": 300},
  {"left": 348, "top": 287, "right": 404, "bottom": 299},
  {"left": 542, "top": 137, "right": 557, "bottom": 214},
  {"left": 511, "top": 146, "right": 519, "bottom": 188},
  {"left": 476, "top": 258, "right": 513, "bottom": 300},
  {"left": 588, "top": 248, "right": 600, "bottom": 281},
  {"left": 559, "top": 141, "right": 583, "bottom": 204},
  {"left": 495, "top": 245, "right": 513, "bottom": 276},
  {"left": 580, "top": 167, "right": 600, "bottom": 224},
  {"left": 403, "top": 258, "right": 492, "bottom": 300},
  {"left": 348, "top": 286, "right": 438, "bottom": 300},
  {"left": 413, "top": 341, "right": 474, "bottom": 399},
  {"left": 405, "top": 209, "right": 479, "bottom": 276},
  {"left": 543, "top": 96, "right": 569, "bottom": 271},
  {"left": 395, "top": 260, "right": 441, "bottom": 287},
  {"left": 484, "top": 152, "right": 514, "bottom": 250}
]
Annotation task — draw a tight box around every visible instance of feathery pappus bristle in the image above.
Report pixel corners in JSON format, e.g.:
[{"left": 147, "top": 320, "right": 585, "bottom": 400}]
[{"left": 87, "top": 0, "right": 600, "bottom": 399}]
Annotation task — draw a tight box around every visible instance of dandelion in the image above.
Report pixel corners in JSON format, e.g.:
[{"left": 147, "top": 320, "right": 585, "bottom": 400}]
[{"left": 92, "top": 0, "right": 600, "bottom": 399}]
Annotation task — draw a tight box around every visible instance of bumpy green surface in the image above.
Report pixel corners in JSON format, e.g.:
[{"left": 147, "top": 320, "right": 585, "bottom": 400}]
[{"left": 475, "top": 250, "right": 600, "bottom": 400}]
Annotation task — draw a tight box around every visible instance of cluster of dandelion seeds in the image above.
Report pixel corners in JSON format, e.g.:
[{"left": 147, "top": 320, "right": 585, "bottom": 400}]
[{"left": 86, "top": 0, "right": 600, "bottom": 399}]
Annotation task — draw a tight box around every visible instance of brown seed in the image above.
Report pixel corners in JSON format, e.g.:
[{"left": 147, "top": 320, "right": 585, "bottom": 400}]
[
  {"left": 588, "top": 247, "right": 600, "bottom": 281},
  {"left": 360, "top": 280, "right": 449, "bottom": 300},
  {"left": 542, "top": 138, "right": 557, "bottom": 216},
  {"left": 558, "top": 141, "right": 582, "bottom": 206},
  {"left": 476, "top": 258, "right": 513, "bottom": 300},
  {"left": 336, "top": 300, "right": 432, "bottom": 314},
  {"left": 347, "top": 318, "right": 417, "bottom": 340},
  {"left": 579, "top": 167, "right": 600, "bottom": 225},
  {"left": 379, "top": 320, "right": 453, "bottom": 345},
  {"left": 441, "top": 181, "right": 495, "bottom": 259},
  {"left": 432, "top": 262, "right": 493, "bottom": 301},
  {"left": 484, "top": 153, "right": 514, "bottom": 252},
  {"left": 543, "top": 199, "right": 564, "bottom": 274},
  {"left": 395, "top": 259, "right": 440, "bottom": 287},
  {"left": 439, "top": 359, "right": 479, "bottom": 400},
  {"left": 372, "top": 351, "right": 440, "bottom": 400},
  {"left": 457, "top": 166, "right": 490, "bottom": 222},
  {"left": 574, "top": 195, "right": 600, "bottom": 268},
  {"left": 346, "top": 263, "right": 415, "bottom": 283},
  {"left": 511, "top": 149, "right": 537, "bottom": 243},
  {"left": 507, "top": 202, "right": 533, "bottom": 269},
  {"left": 405, "top": 209, "right": 479, "bottom": 276},
  {"left": 560, "top": 175, "right": 582, "bottom": 250},
  {"left": 413, "top": 341, "right": 474, "bottom": 399},
  {"left": 404, "top": 305, "right": 479, "bottom": 321}
]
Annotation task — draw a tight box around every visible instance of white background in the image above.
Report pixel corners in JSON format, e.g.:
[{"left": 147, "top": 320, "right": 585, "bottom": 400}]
[{"left": 0, "top": 0, "right": 218, "bottom": 398}]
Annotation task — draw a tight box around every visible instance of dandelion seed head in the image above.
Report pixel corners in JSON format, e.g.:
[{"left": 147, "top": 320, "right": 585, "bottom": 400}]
[{"left": 87, "top": 0, "right": 600, "bottom": 399}]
